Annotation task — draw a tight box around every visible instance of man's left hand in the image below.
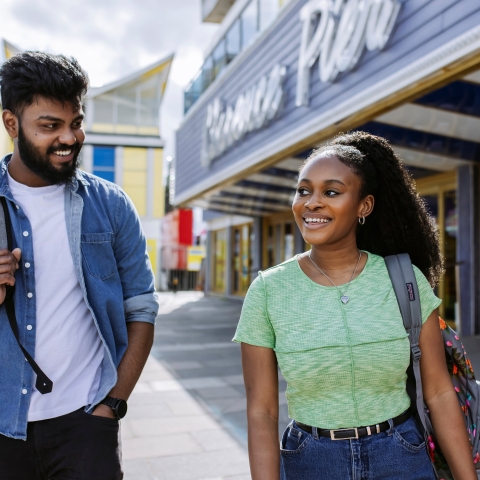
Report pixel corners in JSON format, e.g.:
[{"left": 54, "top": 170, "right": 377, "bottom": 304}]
[{"left": 0, "top": 248, "right": 21, "bottom": 305}]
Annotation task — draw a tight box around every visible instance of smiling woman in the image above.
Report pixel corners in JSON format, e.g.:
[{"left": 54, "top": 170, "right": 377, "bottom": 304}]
[
  {"left": 293, "top": 137, "right": 442, "bottom": 286},
  {"left": 234, "top": 132, "right": 477, "bottom": 480}
]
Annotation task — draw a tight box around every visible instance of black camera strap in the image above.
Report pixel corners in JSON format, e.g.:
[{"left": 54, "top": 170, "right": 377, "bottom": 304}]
[{"left": 0, "top": 196, "right": 52, "bottom": 394}]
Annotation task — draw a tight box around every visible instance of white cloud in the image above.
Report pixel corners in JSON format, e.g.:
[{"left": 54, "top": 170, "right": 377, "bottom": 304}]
[{"left": 0, "top": 0, "right": 218, "bottom": 163}]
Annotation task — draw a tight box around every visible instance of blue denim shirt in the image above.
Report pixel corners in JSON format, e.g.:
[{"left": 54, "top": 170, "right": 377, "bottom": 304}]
[{"left": 0, "top": 154, "right": 159, "bottom": 439}]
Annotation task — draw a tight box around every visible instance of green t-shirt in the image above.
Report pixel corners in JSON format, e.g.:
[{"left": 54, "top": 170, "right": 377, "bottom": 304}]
[{"left": 233, "top": 252, "right": 441, "bottom": 429}]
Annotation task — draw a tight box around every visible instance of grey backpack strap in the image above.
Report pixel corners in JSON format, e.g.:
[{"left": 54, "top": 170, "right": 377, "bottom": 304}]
[{"left": 385, "top": 254, "right": 428, "bottom": 434}]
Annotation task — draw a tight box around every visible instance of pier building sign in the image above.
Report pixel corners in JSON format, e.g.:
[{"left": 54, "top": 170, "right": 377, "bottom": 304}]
[
  {"left": 202, "top": 64, "right": 287, "bottom": 167},
  {"left": 296, "top": 0, "right": 401, "bottom": 106},
  {"left": 202, "top": 0, "right": 401, "bottom": 165}
]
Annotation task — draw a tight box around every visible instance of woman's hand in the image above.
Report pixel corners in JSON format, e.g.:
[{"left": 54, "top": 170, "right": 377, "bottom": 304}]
[
  {"left": 419, "top": 310, "right": 477, "bottom": 479},
  {"left": 0, "top": 248, "right": 21, "bottom": 305},
  {"left": 241, "top": 343, "right": 280, "bottom": 480}
]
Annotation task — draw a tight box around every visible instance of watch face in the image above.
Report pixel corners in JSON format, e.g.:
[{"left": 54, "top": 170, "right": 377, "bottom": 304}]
[{"left": 116, "top": 400, "right": 128, "bottom": 419}]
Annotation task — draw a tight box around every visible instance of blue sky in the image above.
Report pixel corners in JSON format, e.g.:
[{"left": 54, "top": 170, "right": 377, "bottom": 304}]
[{"left": 0, "top": 0, "right": 219, "bottom": 159}]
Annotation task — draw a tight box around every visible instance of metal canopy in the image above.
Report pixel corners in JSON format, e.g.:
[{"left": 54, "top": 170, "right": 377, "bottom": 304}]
[{"left": 195, "top": 71, "right": 480, "bottom": 218}]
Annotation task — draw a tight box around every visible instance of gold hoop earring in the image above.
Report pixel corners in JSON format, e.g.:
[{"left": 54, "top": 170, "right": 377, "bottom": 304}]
[{"left": 359, "top": 216, "right": 365, "bottom": 225}]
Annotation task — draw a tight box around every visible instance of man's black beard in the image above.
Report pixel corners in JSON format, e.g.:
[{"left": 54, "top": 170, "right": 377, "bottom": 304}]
[{"left": 17, "top": 126, "right": 81, "bottom": 185}]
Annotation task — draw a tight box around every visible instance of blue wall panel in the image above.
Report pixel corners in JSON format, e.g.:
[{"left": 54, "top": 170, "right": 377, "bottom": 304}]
[
  {"left": 93, "top": 146, "right": 115, "bottom": 167},
  {"left": 176, "top": 0, "right": 480, "bottom": 197},
  {"left": 93, "top": 146, "right": 115, "bottom": 183}
]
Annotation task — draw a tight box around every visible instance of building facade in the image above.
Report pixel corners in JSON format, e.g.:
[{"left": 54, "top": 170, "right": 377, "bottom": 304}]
[
  {"left": 0, "top": 40, "right": 19, "bottom": 156},
  {"left": 175, "top": 0, "right": 480, "bottom": 337},
  {"left": 0, "top": 40, "right": 173, "bottom": 284}
]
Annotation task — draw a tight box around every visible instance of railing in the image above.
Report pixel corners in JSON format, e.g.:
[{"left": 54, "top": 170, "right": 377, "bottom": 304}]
[{"left": 184, "top": 0, "right": 285, "bottom": 113}]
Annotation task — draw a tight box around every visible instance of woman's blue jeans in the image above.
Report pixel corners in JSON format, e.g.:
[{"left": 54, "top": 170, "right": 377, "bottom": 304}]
[{"left": 280, "top": 416, "right": 436, "bottom": 479}]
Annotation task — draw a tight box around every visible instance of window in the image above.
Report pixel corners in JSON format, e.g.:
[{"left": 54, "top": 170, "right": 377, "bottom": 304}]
[
  {"left": 226, "top": 18, "right": 241, "bottom": 63},
  {"left": 93, "top": 146, "right": 115, "bottom": 183},
  {"left": 184, "top": 71, "right": 204, "bottom": 113},
  {"left": 117, "top": 85, "right": 137, "bottom": 126},
  {"left": 93, "top": 96, "right": 114, "bottom": 124},
  {"left": 184, "top": 0, "right": 287, "bottom": 113},
  {"left": 203, "top": 56, "right": 214, "bottom": 91},
  {"left": 241, "top": 0, "right": 259, "bottom": 50},
  {"left": 139, "top": 76, "right": 160, "bottom": 128},
  {"left": 213, "top": 38, "right": 227, "bottom": 79},
  {"left": 259, "top": 0, "right": 278, "bottom": 31}
]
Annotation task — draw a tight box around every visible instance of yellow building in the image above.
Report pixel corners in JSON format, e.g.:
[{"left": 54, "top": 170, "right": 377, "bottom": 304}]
[
  {"left": 0, "top": 40, "right": 19, "bottom": 156},
  {"left": 82, "top": 55, "right": 173, "bottom": 283},
  {"left": 0, "top": 39, "right": 173, "bottom": 285}
]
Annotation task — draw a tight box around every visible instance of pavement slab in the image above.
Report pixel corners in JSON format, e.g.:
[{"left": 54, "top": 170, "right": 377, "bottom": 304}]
[
  {"left": 122, "top": 292, "right": 264, "bottom": 479},
  {"left": 146, "top": 449, "right": 250, "bottom": 480}
]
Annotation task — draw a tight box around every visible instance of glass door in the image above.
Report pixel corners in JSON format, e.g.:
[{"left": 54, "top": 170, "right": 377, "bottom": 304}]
[
  {"left": 416, "top": 172, "right": 457, "bottom": 325},
  {"left": 212, "top": 229, "right": 227, "bottom": 293},
  {"left": 263, "top": 213, "right": 298, "bottom": 269},
  {"left": 232, "top": 224, "right": 252, "bottom": 295}
]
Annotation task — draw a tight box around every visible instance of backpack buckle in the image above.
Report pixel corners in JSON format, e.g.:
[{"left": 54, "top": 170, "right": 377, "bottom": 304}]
[{"left": 412, "top": 345, "right": 422, "bottom": 362}]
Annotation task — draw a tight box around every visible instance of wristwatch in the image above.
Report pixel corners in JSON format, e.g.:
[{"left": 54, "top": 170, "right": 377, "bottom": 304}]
[{"left": 100, "top": 396, "right": 128, "bottom": 419}]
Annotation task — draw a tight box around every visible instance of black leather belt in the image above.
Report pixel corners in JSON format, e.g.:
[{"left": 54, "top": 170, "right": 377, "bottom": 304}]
[{"left": 295, "top": 411, "right": 411, "bottom": 440}]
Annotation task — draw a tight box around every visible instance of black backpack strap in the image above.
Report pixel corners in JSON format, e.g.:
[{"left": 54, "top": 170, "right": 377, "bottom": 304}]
[
  {"left": 0, "top": 197, "right": 53, "bottom": 394},
  {"left": 385, "top": 254, "right": 428, "bottom": 435}
]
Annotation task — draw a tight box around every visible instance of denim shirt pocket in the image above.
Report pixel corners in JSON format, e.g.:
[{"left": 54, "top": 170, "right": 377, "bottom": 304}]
[{"left": 81, "top": 232, "right": 117, "bottom": 280}]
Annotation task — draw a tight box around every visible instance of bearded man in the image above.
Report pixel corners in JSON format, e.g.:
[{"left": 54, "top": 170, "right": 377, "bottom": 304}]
[{"left": 0, "top": 52, "right": 158, "bottom": 480}]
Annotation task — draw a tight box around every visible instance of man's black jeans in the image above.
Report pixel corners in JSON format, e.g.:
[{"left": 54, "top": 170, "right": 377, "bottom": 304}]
[{"left": 0, "top": 408, "right": 123, "bottom": 479}]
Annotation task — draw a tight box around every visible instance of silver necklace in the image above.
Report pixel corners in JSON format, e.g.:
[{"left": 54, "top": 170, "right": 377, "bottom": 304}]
[{"left": 308, "top": 250, "right": 362, "bottom": 304}]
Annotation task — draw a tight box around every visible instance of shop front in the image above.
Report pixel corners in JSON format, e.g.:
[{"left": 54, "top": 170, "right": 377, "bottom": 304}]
[{"left": 176, "top": 0, "right": 480, "bottom": 334}]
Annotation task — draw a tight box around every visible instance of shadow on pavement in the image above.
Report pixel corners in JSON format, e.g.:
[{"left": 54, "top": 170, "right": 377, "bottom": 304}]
[
  {"left": 151, "top": 293, "right": 290, "bottom": 448},
  {"left": 152, "top": 293, "right": 480, "bottom": 451}
]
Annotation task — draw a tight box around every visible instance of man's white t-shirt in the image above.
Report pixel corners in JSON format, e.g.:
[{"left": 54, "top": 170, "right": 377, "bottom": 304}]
[{"left": 8, "top": 170, "right": 104, "bottom": 422}]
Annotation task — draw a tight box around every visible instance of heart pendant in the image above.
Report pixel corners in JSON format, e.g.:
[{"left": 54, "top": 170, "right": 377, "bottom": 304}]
[{"left": 341, "top": 296, "right": 349, "bottom": 304}]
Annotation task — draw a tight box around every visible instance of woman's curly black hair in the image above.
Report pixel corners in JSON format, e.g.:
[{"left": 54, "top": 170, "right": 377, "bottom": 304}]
[{"left": 302, "top": 131, "right": 443, "bottom": 286}]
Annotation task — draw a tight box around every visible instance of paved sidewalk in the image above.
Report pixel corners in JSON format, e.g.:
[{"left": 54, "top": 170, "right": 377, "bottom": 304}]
[
  {"left": 121, "top": 291, "right": 480, "bottom": 480},
  {"left": 121, "top": 292, "right": 258, "bottom": 480},
  {"left": 121, "top": 355, "right": 250, "bottom": 480}
]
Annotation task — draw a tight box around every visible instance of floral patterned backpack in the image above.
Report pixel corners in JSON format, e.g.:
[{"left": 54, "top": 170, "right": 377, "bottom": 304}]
[{"left": 385, "top": 254, "right": 480, "bottom": 480}]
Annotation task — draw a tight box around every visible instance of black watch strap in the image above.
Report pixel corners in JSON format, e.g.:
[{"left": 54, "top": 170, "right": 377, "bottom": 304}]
[{"left": 100, "top": 396, "right": 128, "bottom": 419}]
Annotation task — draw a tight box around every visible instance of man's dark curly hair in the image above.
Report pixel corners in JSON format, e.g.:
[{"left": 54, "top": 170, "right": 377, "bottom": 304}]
[
  {"left": 0, "top": 51, "right": 89, "bottom": 115},
  {"left": 302, "top": 131, "right": 443, "bottom": 286}
]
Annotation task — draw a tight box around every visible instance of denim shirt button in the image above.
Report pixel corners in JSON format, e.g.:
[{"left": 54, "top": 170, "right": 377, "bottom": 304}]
[
  {"left": 15, "top": 205, "right": 19, "bottom": 209},
  {"left": 27, "top": 292, "right": 33, "bottom": 298},
  {"left": 23, "top": 231, "right": 28, "bottom": 237},
  {"left": 21, "top": 389, "right": 27, "bottom": 394},
  {"left": 26, "top": 325, "right": 32, "bottom": 331},
  {"left": 25, "top": 263, "right": 30, "bottom": 268}
]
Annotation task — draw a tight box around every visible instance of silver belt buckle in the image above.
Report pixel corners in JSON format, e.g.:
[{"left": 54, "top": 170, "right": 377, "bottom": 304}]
[{"left": 330, "top": 427, "right": 359, "bottom": 440}]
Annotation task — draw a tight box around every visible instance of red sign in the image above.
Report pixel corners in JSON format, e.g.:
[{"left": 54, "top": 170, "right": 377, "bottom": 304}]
[{"left": 161, "top": 209, "right": 193, "bottom": 270}]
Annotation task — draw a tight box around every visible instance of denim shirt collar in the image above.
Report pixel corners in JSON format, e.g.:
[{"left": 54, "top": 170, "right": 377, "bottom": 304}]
[{"left": 0, "top": 154, "right": 90, "bottom": 197}]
